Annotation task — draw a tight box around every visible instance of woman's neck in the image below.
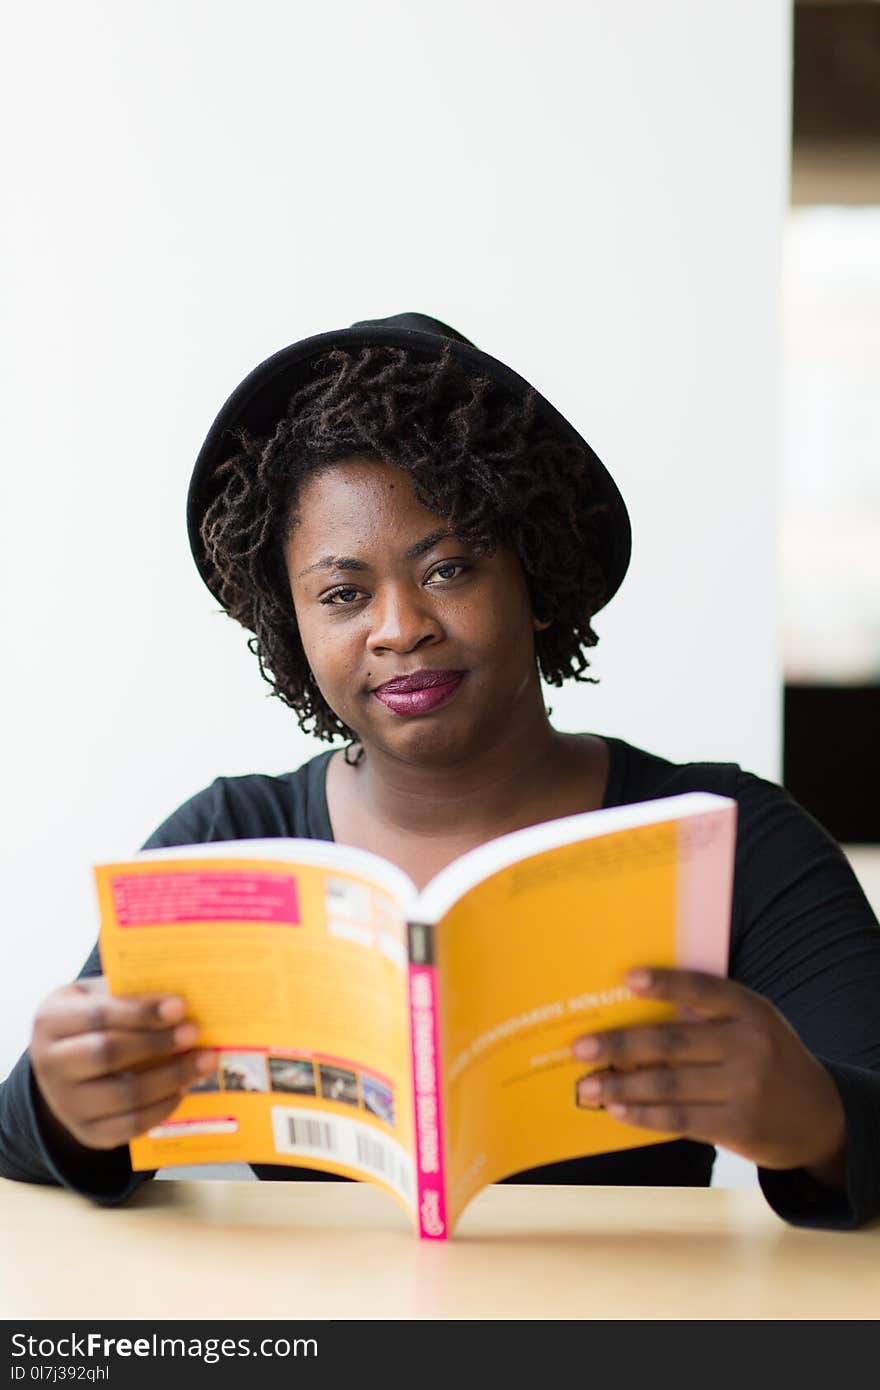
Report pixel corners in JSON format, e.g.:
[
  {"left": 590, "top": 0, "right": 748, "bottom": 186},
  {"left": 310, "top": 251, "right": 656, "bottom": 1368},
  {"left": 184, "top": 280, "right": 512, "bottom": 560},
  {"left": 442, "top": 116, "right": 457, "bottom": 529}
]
[{"left": 330, "top": 724, "right": 605, "bottom": 843}]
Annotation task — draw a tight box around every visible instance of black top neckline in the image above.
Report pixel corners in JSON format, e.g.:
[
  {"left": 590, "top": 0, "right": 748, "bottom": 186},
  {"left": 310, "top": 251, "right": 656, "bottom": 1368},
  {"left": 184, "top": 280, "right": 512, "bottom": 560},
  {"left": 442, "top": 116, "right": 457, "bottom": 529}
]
[{"left": 305, "top": 735, "right": 625, "bottom": 844}]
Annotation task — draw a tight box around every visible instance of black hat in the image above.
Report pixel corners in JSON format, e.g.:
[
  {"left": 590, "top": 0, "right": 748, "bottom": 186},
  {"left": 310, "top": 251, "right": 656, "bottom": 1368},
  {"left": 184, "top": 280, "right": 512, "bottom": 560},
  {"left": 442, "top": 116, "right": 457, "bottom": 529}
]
[{"left": 187, "top": 311, "right": 631, "bottom": 611}]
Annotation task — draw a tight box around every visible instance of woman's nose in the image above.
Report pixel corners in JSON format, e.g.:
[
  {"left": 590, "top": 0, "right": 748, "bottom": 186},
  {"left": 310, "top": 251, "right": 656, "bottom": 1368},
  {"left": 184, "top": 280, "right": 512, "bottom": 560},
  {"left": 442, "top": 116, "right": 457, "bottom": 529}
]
[{"left": 365, "top": 583, "right": 444, "bottom": 653}]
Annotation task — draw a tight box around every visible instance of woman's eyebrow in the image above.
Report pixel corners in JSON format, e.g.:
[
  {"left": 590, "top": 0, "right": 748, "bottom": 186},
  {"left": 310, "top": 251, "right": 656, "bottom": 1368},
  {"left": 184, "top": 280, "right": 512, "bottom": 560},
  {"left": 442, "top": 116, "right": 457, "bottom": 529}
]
[{"left": 295, "top": 528, "right": 456, "bottom": 580}]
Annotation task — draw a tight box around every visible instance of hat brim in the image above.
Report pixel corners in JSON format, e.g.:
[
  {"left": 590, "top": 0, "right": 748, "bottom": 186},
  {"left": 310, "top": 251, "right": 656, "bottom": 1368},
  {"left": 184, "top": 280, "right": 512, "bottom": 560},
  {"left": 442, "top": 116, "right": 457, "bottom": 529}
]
[{"left": 187, "top": 323, "right": 631, "bottom": 611}]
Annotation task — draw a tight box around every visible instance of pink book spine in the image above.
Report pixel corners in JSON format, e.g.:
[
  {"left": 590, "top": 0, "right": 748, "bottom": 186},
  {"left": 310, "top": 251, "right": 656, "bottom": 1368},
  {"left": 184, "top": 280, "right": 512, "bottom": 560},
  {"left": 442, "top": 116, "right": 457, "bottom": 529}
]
[
  {"left": 407, "top": 923, "right": 448, "bottom": 1240},
  {"left": 676, "top": 804, "right": 738, "bottom": 975}
]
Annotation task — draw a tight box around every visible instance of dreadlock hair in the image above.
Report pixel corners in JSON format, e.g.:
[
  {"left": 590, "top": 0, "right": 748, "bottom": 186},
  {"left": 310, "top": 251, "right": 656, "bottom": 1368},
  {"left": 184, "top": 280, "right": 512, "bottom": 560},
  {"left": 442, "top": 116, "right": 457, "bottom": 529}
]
[{"left": 199, "top": 341, "right": 609, "bottom": 747}]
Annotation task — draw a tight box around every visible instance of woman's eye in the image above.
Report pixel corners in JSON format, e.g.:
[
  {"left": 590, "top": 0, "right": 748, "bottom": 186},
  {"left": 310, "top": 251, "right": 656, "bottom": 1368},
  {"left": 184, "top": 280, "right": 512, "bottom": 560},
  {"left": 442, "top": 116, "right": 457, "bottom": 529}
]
[
  {"left": 319, "top": 563, "right": 469, "bottom": 607},
  {"left": 428, "top": 562, "right": 468, "bottom": 583},
  {"left": 321, "top": 586, "right": 361, "bottom": 606}
]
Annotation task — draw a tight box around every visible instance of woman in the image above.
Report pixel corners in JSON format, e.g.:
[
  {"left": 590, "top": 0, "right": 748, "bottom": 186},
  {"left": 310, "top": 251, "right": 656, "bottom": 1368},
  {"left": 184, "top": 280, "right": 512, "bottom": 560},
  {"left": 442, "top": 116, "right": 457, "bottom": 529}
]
[{"left": 2, "top": 313, "right": 879, "bottom": 1226}]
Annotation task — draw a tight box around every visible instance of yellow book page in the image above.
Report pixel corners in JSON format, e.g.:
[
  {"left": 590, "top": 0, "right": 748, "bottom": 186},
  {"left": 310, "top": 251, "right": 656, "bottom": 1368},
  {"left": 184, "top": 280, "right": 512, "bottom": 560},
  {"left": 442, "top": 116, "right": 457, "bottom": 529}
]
[
  {"left": 438, "top": 818, "right": 715, "bottom": 1229},
  {"left": 96, "top": 855, "right": 415, "bottom": 1215}
]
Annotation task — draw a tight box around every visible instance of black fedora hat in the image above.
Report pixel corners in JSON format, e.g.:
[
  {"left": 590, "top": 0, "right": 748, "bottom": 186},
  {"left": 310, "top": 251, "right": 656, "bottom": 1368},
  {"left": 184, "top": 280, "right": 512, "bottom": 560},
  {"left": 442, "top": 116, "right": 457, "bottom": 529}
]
[{"left": 187, "top": 311, "right": 631, "bottom": 611}]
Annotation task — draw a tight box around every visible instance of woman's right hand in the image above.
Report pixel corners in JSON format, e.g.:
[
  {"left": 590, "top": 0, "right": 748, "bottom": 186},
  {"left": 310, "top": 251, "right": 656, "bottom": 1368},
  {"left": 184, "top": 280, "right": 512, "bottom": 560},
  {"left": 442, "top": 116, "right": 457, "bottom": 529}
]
[{"left": 29, "top": 976, "right": 217, "bottom": 1152}]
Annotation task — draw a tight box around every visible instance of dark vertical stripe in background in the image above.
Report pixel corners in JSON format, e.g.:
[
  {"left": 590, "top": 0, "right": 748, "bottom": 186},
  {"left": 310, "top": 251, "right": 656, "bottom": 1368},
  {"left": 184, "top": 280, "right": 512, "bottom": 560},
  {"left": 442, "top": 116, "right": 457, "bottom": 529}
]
[{"left": 783, "top": 685, "right": 880, "bottom": 845}]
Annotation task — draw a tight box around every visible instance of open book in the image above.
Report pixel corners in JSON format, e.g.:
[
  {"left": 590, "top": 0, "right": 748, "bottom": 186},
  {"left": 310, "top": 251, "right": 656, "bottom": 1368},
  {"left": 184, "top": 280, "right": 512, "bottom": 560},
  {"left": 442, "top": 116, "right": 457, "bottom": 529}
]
[{"left": 94, "top": 791, "right": 736, "bottom": 1238}]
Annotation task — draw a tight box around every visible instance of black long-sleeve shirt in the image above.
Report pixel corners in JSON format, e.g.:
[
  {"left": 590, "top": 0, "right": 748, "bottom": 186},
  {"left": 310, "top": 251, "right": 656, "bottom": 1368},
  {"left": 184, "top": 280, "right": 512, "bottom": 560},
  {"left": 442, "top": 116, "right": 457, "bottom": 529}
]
[{"left": 2, "top": 734, "right": 879, "bottom": 1228}]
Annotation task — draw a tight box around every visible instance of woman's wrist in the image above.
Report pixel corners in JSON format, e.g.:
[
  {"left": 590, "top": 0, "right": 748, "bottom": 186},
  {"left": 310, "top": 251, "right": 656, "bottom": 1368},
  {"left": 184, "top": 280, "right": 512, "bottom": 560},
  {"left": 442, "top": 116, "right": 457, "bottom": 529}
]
[
  {"left": 798, "top": 1081, "right": 848, "bottom": 1193},
  {"left": 31, "top": 1072, "right": 133, "bottom": 1193},
  {"left": 801, "top": 1136, "right": 848, "bottom": 1193}
]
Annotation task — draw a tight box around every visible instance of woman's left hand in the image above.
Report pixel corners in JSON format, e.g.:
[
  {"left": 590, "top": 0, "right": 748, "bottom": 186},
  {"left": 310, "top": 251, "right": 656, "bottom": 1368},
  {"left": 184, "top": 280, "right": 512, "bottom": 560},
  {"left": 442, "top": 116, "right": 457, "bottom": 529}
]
[{"left": 572, "top": 969, "right": 848, "bottom": 1183}]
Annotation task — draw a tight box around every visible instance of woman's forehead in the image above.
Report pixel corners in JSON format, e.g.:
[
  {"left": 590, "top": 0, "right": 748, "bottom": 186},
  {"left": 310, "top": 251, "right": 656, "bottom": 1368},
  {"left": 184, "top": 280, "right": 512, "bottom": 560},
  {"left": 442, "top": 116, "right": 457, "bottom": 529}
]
[{"left": 291, "top": 457, "right": 447, "bottom": 533}]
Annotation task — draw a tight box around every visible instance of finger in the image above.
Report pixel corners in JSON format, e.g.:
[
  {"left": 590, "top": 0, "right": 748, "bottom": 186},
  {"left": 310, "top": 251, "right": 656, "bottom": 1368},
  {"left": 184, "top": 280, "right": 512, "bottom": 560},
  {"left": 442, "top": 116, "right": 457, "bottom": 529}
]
[
  {"left": 577, "top": 1064, "right": 734, "bottom": 1110},
  {"left": 573, "top": 1019, "right": 732, "bottom": 1068},
  {"left": 78, "top": 1092, "right": 197, "bottom": 1151},
  {"left": 46, "top": 1021, "right": 202, "bottom": 1081},
  {"left": 76, "top": 1049, "right": 218, "bottom": 1127},
  {"left": 602, "top": 1101, "right": 731, "bottom": 1141},
  {"left": 39, "top": 980, "right": 188, "bottom": 1042},
  {"left": 625, "top": 968, "right": 749, "bottom": 1020}
]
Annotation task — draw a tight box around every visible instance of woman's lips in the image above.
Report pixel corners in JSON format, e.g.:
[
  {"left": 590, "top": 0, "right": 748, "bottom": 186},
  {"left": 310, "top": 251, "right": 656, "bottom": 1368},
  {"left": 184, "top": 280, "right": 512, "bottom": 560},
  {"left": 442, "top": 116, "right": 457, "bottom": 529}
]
[{"left": 372, "top": 673, "right": 466, "bottom": 717}]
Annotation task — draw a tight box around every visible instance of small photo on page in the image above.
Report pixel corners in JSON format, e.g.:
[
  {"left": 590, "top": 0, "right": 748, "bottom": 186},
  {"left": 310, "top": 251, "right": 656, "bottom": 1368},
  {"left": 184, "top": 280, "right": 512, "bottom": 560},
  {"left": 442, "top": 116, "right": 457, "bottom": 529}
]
[
  {"left": 362, "top": 1074, "right": 395, "bottom": 1126},
  {"left": 269, "top": 1057, "right": 318, "bottom": 1095},
  {"left": 188, "top": 1067, "right": 221, "bottom": 1094},
  {"left": 318, "top": 1064, "right": 360, "bottom": 1107},
  {"left": 219, "top": 1051, "right": 269, "bottom": 1093}
]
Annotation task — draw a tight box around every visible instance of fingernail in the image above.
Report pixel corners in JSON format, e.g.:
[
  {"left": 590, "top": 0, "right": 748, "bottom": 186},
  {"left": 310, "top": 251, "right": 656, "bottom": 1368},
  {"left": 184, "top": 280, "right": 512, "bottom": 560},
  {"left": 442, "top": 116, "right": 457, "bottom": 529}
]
[
  {"left": 608, "top": 1103, "right": 629, "bottom": 1119},
  {"left": 579, "top": 1077, "right": 602, "bottom": 1099},
  {"left": 174, "top": 1023, "right": 198, "bottom": 1048},
  {"left": 158, "top": 997, "right": 185, "bottom": 1022},
  {"left": 573, "top": 1038, "right": 600, "bottom": 1060},
  {"left": 196, "top": 1051, "right": 217, "bottom": 1073},
  {"left": 627, "top": 970, "right": 652, "bottom": 990}
]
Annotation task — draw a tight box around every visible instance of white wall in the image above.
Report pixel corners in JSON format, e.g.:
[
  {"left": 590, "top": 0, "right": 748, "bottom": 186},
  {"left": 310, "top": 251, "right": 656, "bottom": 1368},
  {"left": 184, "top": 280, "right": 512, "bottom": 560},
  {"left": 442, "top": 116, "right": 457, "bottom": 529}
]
[{"left": 1, "top": 0, "right": 791, "bottom": 1196}]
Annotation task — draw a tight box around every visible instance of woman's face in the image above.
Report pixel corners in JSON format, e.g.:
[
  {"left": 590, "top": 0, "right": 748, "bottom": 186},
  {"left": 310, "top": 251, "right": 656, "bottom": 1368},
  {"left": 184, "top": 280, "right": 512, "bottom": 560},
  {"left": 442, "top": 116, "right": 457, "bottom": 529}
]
[{"left": 283, "top": 457, "right": 549, "bottom": 765}]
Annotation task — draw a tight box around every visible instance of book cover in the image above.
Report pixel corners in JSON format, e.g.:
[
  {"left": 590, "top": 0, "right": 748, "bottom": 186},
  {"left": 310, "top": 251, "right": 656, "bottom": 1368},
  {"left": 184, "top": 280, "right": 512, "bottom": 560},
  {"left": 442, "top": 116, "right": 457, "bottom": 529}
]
[{"left": 94, "top": 790, "right": 737, "bottom": 1238}]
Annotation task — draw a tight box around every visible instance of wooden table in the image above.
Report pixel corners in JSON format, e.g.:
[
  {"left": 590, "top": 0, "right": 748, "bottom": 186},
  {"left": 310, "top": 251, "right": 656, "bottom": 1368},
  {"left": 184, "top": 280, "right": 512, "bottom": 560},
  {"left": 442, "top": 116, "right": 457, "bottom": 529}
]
[{"left": 1, "top": 1178, "right": 878, "bottom": 1320}]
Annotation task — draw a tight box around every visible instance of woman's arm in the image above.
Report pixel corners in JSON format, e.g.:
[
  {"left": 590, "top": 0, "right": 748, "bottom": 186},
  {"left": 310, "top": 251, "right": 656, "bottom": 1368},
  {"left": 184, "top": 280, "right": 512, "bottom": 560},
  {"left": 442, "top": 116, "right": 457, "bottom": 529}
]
[
  {"left": 572, "top": 770, "right": 880, "bottom": 1229},
  {"left": 0, "top": 944, "right": 156, "bottom": 1205},
  {"left": 0, "top": 781, "right": 227, "bottom": 1204},
  {"left": 729, "top": 770, "right": 880, "bottom": 1227}
]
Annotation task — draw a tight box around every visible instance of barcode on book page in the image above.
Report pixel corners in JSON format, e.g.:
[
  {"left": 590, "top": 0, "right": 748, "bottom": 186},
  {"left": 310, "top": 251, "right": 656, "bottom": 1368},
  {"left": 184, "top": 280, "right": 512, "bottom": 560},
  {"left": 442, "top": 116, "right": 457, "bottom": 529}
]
[
  {"left": 286, "top": 1116, "right": 336, "bottom": 1152},
  {"left": 271, "top": 1105, "right": 415, "bottom": 1206},
  {"left": 356, "top": 1132, "right": 413, "bottom": 1198}
]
